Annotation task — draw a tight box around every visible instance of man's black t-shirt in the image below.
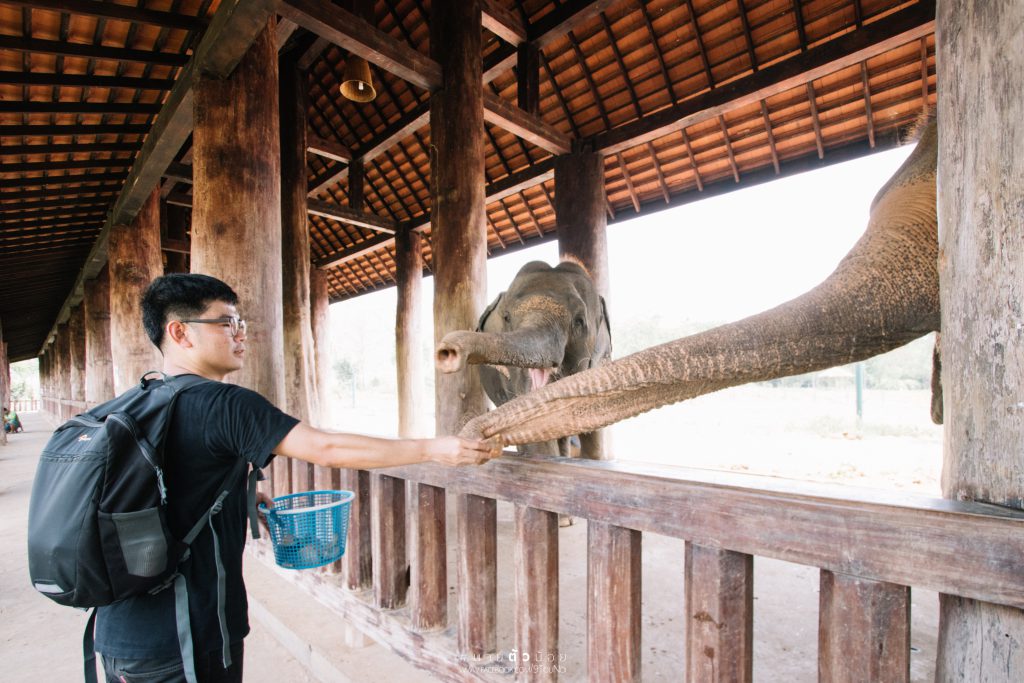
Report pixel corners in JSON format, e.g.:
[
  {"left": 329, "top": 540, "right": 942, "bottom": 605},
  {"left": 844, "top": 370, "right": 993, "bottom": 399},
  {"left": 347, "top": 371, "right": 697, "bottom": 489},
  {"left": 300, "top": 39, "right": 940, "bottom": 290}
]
[{"left": 94, "top": 379, "right": 299, "bottom": 658}]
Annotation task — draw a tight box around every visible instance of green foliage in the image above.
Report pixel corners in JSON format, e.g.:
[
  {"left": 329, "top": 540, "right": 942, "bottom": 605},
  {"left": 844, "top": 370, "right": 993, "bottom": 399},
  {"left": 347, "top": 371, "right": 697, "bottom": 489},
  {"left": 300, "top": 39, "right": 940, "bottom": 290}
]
[{"left": 10, "top": 359, "right": 40, "bottom": 400}]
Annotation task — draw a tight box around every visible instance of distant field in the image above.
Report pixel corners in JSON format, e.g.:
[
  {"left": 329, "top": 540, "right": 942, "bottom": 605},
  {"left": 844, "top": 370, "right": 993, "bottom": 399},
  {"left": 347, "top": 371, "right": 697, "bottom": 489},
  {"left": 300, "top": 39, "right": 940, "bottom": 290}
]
[{"left": 328, "top": 384, "right": 943, "bottom": 496}]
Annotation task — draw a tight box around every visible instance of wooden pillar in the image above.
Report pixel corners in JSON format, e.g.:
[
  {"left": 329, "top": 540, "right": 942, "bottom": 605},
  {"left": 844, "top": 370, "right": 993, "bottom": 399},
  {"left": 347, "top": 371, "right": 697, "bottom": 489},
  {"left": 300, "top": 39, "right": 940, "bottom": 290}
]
[
  {"left": 398, "top": 227, "right": 446, "bottom": 629},
  {"left": 555, "top": 150, "right": 608, "bottom": 298},
  {"left": 431, "top": 0, "right": 493, "bottom": 658},
  {"left": 280, "top": 51, "right": 315, "bottom": 494},
  {"left": 685, "top": 544, "right": 753, "bottom": 683},
  {"left": 55, "top": 323, "right": 70, "bottom": 420},
  {"left": 588, "top": 522, "right": 641, "bottom": 682},
  {"left": 162, "top": 201, "right": 190, "bottom": 274},
  {"left": 936, "top": 1, "right": 1024, "bottom": 677},
  {"left": 818, "top": 571, "right": 909, "bottom": 683},
  {"left": 191, "top": 19, "right": 285, "bottom": 492},
  {"left": 309, "top": 268, "right": 330, "bottom": 428},
  {"left": 67, "top": 304, "right": 87, "bottom": 414},
  {"left": 514, "top": 506, "right": 559, "bottom": 681},
  {"left": 83, "top": 266, "right": 115, "bottom": 406},
  {"left": 109, "top": 188, "right": 163, "bottom": 394}
]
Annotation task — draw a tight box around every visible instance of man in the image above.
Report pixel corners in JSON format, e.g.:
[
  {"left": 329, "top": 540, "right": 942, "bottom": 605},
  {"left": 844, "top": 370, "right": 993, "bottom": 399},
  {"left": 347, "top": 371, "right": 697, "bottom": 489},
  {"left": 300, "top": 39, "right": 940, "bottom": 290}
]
[{"left": 94, "top": 273, "right": 498, "bottom": 682}]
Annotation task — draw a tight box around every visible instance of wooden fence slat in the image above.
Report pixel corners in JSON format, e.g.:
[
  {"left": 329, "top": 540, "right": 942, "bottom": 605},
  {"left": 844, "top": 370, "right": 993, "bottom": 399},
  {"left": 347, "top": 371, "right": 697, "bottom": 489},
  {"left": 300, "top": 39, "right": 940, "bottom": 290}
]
[
  {"left": 514, "top": 505, "right": 559, "bottom": 682},
  {"left": 818, "top": 570, "right": 910, "bottom": 683},
  {"left": 410, "top": 482, "right": 448, "bottom": 630},
  {"left": 457, "top": 493, "right": 497, "bottom": 657},
  {"left": 587, "top": 521, "right": 641, "bottom": 682},
  {"left": 684, "top": 543, "right": 753, "bottom": 683},
  {"left": 372, "top": 473, "right": 407, "bottom": 608},
  {"left": 340, "top": 468, "right": 372, "bottom": 589}
]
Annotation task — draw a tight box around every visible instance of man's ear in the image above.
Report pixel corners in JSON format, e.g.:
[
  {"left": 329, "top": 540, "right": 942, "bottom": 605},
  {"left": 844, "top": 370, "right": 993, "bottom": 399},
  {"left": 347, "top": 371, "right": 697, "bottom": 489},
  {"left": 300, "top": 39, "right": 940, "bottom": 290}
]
[{"left": 165, "top": 320, "right": 193, "bottom": 348}]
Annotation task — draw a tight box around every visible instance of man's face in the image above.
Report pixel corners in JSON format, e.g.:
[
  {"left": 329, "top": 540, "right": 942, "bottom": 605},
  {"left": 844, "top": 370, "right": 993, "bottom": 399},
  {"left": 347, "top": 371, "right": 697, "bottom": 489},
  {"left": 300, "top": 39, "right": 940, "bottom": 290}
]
[{"left": 181, "top": 300, "right": 246, "bottom": 376}]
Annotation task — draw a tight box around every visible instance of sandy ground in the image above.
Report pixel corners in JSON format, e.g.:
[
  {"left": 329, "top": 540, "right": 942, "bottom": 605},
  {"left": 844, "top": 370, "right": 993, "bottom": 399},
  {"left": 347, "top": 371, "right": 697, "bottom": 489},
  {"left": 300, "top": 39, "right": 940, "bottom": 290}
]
[{"left": 4, "top": 385, "right": 945, "bottom": 681}]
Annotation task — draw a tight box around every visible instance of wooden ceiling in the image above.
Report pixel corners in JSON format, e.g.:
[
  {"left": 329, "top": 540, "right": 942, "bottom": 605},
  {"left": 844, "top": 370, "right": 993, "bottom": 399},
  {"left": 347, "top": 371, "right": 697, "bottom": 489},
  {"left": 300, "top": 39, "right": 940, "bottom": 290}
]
[{"left": 0, "top": 0, "right": 935, "bottom": 361}]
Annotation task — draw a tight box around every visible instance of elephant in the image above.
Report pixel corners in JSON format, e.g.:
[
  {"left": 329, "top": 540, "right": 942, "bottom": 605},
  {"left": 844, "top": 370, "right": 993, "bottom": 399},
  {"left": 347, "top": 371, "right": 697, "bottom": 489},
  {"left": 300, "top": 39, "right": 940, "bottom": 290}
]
[
  {"left": 436, "top": 259, "right": 612, "bottom": 458},
  {"left": 460, "top": 118, "right": 940, "bottom": 449}
]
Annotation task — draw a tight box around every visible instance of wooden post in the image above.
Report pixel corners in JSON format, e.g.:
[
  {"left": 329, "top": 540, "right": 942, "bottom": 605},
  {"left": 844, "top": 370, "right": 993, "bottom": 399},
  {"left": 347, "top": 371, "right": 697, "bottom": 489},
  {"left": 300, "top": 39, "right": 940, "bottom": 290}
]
[
  {"left": 163, "top": 201, "right": 190, "bottom": 274},
  {"left": 67, "top": 305, "right": 87, "bottom": 414},
  {"left": 514, "top": 505, "right": 559, "bottom": 681},
  {"left": 83, "top": 267, "right": 114, "bottom": 407},
  {"left": 431, "top": 0, "right": 493, "bottom": 658},
  {"left": 936, "top": 1, "right": 1024, "bottom": 677},
  {"left": 818, "top": 570, "right": 909, "bottom": 683},
  {"left": 342, "top": 468, "right": 372, "bottom": 589},
  {"left": 685, "top": 544, "right": 754, "bottom": 683},
  {"left": 191, "top": 19, "right": 286, "bottom": 493},
  {"left": 371, "top": 473, "right": 407, "bottom": 609},
  {"left": 555, "top": 150, "right": 610, "bottom": 460},
  {"left": 588, "top": 522, "right": 641, "bottom": 682},
  {"left": 109, "top": 188, "right": 163, "bottom": 395},
  {"left": 397, "top": 227, "right": 446, "bottom": 630},
  {"left": 280, "top": 51, "right": 315, "bottom": 493},
  {"left": 517, "top": 43, "right": 540, "bottom": 115}
]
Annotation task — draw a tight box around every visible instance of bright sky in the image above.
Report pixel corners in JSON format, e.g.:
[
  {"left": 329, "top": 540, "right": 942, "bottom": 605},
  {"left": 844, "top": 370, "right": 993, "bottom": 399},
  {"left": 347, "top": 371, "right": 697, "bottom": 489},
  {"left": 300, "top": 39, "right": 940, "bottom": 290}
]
[{"left": 331, "top": 143, "right": 916, "bottom": 342}]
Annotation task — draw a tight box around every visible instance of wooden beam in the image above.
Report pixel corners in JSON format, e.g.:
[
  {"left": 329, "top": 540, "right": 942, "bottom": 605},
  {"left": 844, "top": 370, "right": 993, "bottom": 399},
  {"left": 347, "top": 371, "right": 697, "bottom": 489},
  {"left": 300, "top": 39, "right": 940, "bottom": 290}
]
[
  {"left": 0, "top": 183, "right": 122, "bottom": 202},
  {"left": 0, "top": 101, "right": 161, "bottom": 115},
  {"left": 306, "top": 198, "right": 397, "bottom": 234},
  {"left": 306, "top": 133, "right": 352, "bottom": 163},
  {"left": 39, "top": 0, "right": 280, "bottom": 352},
  {"left": 807, "top": 82, "right": 825, "bottom": 159},
  {"left": 760, "top": 100, "right": 781, "bottom": 174},
  {"left": 0, "top": 142, "right": 139, "bottom": 156},
  {"left": 592, "top": 1, "right": 936, "bottom": 155},
  {"left": 481, "top": 0, "right": 526, "bottom": 45},
  {"left": 316, "top": 158, "right": 556, "bottom": 266},
  {"left": 482, "top": 90, "right": 571, "bottom": 155},
  {"left": 0, "top": 172, "right": 126, "bottom": 189},
  {"left": 0, "top": 0, "right": 207, "bottom": 31},
  {"left": 278, "top": 0, "right": 442, "bottom": 91},
  {"left": 3, "top": 159, "right": 132, "bottom": 173},
  {"left": 162, "top": 162, "right": 194, "bottom": 184},
  {"left": 161, "top": 237, "right": 191, "bottom": 254},
  {"left": 718, "top": 115, "right": 741, "bottom": 182},
  {"left": 861, "top": 63, "right": 876, "bottom": 148},
  {"left": 517, "top": 42, "right": 540, "bottom": 114},
  {"left": 307, "top": 104, "right": 430, "bottom": 196},
  {"left": 531, "top": 0, "right": 625, "bottom": 50},
  {"left": 0, "top": 123, "right": 149, "bottom": 137},
  {"left": 0, "top": 72, "right": 174, "bottom": 90},
  {"left": 0, "top": 35, "right": 189, "bottom": 66}
]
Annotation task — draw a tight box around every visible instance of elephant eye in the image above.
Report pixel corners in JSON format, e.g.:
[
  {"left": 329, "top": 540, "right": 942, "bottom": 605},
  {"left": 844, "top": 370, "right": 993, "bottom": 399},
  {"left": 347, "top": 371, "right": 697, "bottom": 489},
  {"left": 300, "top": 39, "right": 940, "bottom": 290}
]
[
  {"left": 574, "top": 316, "right": 586, "bottom": 330},
  {"left": 502, "top": 312, "right": 511, "bottom": 324}
]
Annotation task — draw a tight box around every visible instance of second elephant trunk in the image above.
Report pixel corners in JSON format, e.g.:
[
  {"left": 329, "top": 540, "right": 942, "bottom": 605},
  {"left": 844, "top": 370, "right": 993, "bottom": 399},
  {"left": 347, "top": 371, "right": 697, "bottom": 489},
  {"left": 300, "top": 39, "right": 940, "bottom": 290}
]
[{"left": 437, "top": 325, "right": 568, "bottom": 376}]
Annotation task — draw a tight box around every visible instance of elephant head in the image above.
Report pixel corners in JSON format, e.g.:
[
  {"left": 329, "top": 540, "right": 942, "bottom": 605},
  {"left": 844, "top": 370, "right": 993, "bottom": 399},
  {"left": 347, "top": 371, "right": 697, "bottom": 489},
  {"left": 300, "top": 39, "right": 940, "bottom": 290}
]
[
  {"left": 461, "top": 120, "right": 940, "bottom": 448},
  {"left": 436, "top": 259, "right": 611, "bottom": 457}
]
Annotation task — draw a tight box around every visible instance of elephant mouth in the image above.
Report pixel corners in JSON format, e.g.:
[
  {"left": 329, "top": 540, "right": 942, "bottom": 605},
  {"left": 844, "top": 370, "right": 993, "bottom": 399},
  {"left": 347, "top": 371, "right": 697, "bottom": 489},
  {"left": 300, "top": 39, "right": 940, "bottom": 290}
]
[{"left": 528, "top": 367, "right": 556, "bottom": 390}]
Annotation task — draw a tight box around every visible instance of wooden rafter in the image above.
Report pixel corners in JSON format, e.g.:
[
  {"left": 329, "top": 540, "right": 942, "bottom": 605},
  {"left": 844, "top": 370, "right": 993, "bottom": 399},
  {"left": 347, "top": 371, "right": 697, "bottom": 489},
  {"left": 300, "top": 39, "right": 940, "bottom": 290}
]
[
  {"left": 481, "top": 0, "right": 527, "bottom": 46},
  {"left": 593, "top": 2, "right": 935, "bottom": 155},
  {"left": 718, "top": 115, "right": 741, "bottom": 183},
  {"left": 806, "top": 82, "right": 825, "bottom": 159},
  {"left": 0, "top": 35, "right": 189, "bottom": 66},
  {"left": 861, "top": 62, "right": 875, "bottom": 148},
  {"left": 0, "top": 123, "right": 149, "bottom": 137},
  {"left": 0, "top": 102, "right": 161, "bottom": 115},
  {"left": 0, "top": 142, "right": 139, "bottom": 156},
  {"left": 0, "top": 0, "right": 207, "bottom": 31},
  {"left": 307, "top": 199, "right": 397, "bottom": 234},
  {"left": 736, "top": 0, "right": 758, "bottom": 72},
  {"left": 0, "top": 72, "right": 174, "bottom": 90},
  {"left": 306, "top": 133, "right": 352, "bottom": 163},
  {"left": 760, "top": 100, "right": 781, "bottom": 174},
  {"left": 792, "top": 0, "right": 808, "bottom": 51}
]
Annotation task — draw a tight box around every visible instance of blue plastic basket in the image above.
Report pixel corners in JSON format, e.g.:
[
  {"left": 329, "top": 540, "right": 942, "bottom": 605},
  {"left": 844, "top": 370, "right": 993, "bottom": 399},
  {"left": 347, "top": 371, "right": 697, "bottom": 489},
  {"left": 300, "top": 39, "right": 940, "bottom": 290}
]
[{"left": 260, "top": 490, "right": 354, "bottom": 570}]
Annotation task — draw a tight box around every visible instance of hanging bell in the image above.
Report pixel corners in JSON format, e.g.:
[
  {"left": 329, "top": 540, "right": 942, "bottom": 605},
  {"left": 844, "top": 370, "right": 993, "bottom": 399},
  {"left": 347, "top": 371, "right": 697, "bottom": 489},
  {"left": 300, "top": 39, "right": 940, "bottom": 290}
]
[{"left": 340, "top": 56, "right": 376, "bottom": 103}]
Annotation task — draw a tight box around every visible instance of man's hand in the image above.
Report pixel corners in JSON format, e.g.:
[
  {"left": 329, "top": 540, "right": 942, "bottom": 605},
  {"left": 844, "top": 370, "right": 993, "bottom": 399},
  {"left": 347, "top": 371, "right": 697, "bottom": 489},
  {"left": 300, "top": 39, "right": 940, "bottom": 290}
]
[
  {"left": 422, "top": 435, "right": 502, "bottom": 466},
  {"left": 255, "top": 490, "right": 274, "bottom": 535}
]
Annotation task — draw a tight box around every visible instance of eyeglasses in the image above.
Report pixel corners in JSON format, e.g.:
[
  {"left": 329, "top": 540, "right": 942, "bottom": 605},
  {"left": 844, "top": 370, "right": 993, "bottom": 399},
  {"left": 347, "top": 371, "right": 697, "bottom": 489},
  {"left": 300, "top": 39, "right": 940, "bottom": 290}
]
[{"left": 179, "top": 316, "right": 247, "bottom": 338}]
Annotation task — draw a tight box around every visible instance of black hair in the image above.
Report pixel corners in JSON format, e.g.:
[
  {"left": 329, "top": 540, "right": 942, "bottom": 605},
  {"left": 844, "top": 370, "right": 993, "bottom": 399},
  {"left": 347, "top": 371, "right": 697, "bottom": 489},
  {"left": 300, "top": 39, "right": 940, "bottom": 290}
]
[{"left": 141, "top": 273, "right": 239, "bottom": 349}]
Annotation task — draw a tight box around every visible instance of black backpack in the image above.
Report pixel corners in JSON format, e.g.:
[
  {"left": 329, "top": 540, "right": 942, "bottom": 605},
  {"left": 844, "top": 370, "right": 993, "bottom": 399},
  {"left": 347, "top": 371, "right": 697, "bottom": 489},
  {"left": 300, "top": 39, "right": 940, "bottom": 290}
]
[{"left": 28, "top": 372, "right": 261, "bottom": 683}]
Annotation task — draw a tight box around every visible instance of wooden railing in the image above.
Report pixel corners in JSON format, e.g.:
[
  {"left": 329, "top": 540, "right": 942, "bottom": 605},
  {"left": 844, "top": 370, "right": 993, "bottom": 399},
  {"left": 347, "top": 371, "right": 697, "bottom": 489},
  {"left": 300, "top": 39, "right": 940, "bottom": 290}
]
[
  {"left": 252, "top": 453, "right": 1024, "bottom": 682},
  {"left": 10, "top": 398, "right": 38, "bottom": 412}
]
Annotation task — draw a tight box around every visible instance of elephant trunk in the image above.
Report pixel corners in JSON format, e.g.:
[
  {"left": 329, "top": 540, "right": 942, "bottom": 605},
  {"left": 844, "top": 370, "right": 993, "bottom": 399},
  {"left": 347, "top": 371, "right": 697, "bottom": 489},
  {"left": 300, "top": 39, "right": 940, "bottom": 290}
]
[
  {"left": 437, "top": 324, "right": 569, "bottom": 376},
  {"left": 462, "top": 123, "right": 939, "bottom": 447}
]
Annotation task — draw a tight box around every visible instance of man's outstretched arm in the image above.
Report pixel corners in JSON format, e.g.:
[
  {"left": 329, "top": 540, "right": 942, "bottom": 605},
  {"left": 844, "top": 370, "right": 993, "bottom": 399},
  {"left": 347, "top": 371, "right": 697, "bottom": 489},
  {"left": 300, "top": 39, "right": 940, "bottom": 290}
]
[{"left": 273, "top": 422, "right": 501, "bottom": 469}]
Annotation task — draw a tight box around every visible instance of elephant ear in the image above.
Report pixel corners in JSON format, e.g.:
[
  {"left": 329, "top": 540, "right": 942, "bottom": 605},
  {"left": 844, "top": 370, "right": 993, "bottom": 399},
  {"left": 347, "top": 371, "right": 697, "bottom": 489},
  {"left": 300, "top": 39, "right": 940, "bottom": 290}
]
[
  {"left": 477, "top": 291, "right": 505, "bottom": 333},
  {"left": 591, "top": 296, "right": 612, "bottom": 367}
]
